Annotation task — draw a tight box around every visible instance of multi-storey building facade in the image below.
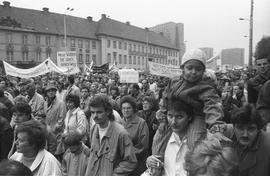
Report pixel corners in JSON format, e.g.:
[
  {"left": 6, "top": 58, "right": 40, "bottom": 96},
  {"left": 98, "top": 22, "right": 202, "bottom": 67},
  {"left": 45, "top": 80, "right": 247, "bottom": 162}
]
[
  {"left": 221, "top": 48, "right": 245, "bottom": 68},
  {"left": 0, "top": 1, "right": 180, "bottom": 71},
  {"left": 150, "top": 22, "right": 185, "bottom": 64}
]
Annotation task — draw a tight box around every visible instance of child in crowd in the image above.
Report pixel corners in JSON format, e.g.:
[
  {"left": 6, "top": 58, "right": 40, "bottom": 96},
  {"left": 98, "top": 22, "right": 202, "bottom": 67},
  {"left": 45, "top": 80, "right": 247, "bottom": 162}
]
[
  {"left": 62, "top": 131, "right": 90, "bottom": 176},
  {"left": 156, "top": 48, "right": 224, "bottom": 152}
]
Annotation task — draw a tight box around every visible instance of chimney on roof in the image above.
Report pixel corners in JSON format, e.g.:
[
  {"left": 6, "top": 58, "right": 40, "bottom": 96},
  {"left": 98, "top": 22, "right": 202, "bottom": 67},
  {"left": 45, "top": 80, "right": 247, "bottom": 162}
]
[
  {"left": 126, "top": 21, "right": 130, "bottom": 25},
  {"left": 101, "top": 14, "right": 106, "bottom": 19},
  {"left": 3, "top": 1, "right": 10, "bottom": 7},
  {"left": 87, "top": 16, "right": 93, "bottom": 22},
  {"left": 42, "top": 7, "right": 49, "bottom": 12}
]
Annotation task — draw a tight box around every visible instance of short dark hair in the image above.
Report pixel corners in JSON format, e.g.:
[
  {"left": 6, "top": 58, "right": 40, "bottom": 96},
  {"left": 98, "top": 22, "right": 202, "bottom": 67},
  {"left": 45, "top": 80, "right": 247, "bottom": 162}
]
[
  {"left": 132, "top": 84, "right": 140, "bottom": 91},
  {"left": 63, "top": 131, "right": 83, "bottom": 147},
  {"left": 231, "top": 103, "right": 264, "bottom": 129},
  {"left": 68, "top": 75, "right": 75, "bottom": 84},
  {"left": 120, "top": 95, "right": 137, "bottom": 113},
  {"left": 66, "top": 94, "right": 80, "bottom": 108},
  {"left": 0, "top": 160, "right": 33, "bottom": 176},
  {"left": 166, "top": 98, "right": 194, "bottom": 118},
  {"left": 16, "top": 120, "right": 47, "bottom": 151},
  {"left": 254, "top": 36, "right": 270, "bottom": 62},
  {"left": 110, "top": 86, "right": 119, "bottom": 93},
  {"left": 89, "top": 94, "right": 115, "bottom": 120},
  {"left": 11, "top": 103, "right": 32, "bottom": 117},
  {"left": 81, "top": 86, "right": 89, "bottom": 92}
]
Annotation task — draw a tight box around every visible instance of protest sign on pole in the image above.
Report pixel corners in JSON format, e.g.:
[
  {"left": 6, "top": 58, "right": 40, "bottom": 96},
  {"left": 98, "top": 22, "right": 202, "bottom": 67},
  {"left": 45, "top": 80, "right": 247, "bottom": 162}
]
[
  {"left": 57, "top": 51, "right": 77, "bottom": 70},
  {"left": 148, "top": 61, "right": 182, "bottom": 78},
  {"left": 118, "top": 69, "right": 139, "bottom": 83}
]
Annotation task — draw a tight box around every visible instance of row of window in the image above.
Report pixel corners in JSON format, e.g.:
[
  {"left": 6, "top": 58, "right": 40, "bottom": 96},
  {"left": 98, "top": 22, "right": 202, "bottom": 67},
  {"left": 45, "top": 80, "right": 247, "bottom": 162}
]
[
  {"left": 65, "top": 39, "right": 96, "bottom": 49},
  {"left": 6, "top": 33, "right": 52, "bottom": 46},
  {"left": 78, "top": 54, "right": 97, "bottom": 64},
  {"left": 106, "top": 53, "right": 178, "bottom": 66},
  {"left": 107, "top": 39, "right": 179, "bottom": 57},
  {"left": 6, "top": 50, "right": 51, "bottom": 61},
  {"left": 6, "top": 33, "right": 97, "bottom": 50}
]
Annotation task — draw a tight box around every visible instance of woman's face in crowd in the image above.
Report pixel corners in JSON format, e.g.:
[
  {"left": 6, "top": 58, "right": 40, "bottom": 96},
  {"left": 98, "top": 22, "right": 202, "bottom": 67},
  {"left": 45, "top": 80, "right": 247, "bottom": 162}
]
[
  {"left": 16, "top": 132, "right": 35, "bottom": 155},
  {"left": 122, "top": 102, "right": 134, "bottom": 119},
  {"left": 143, "top": 100, "right": 151, "bottom": 111},
  {"left": 183, "top": 60, "right": 204, "bottom": 83}
]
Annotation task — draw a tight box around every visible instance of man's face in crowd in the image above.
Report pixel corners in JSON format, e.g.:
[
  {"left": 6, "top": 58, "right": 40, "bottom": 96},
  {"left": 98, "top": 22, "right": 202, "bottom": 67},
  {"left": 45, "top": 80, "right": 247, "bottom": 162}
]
[
  {"left": 142, "top": 80, "right": 148, "bottom": 89},
  {"left": 0, "top": 81, "right": 6, "bottom": 90},
  {"left": 81, "top": 88, "right": 89, "bottom": 99},
  {"left": 167, "top": 107, "right": 190, "bottom": 134},
  {"left": 26, "top": 84, "right": 35, "bottom": 98},
  {"left": 234, "top": 123, "right": 259, "bottom": 147},
  {"left": 183, "top": 60, "right": 204, "bottom": 83},
  {"left": 13, "top": 112, "right": 30, "bottom": 126},
  {"left": 19, "top": 85, "right": 27, "bottom": 96},
  {"left": 111, "top": 79, "right": 116, "bottom": 85},
  {"left": 256, "top": 58, "right": 270, "bottom": 73},
  {"left": 130, "top": 86, "right": 139, "bottom": 96},
  {"left": 233, "top": 86, "right": 242, "bottom": 96},
  {"left": 91, "top": 84, "right": 97, "bottom": 93},
  {"left": 120, "top": 85, "right": 128, "bottom": 96},
  {"left": 90, "top": 106, "right": 109, "bottom": 127},
  {"left": 111, "top": 89, "right": 117, "bottom": 97},
  {"left": 46, "top": 89, "right": 57, "bottom": 99},
  {"left": 100, "top": 88, "right": 108, "bottom": 95}
]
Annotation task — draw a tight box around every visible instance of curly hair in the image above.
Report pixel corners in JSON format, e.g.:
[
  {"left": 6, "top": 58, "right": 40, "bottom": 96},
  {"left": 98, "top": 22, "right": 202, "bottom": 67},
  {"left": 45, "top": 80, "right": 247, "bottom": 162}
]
[
  {"left": 16, "top": 120, "right": 47, "bottom": 151},
  {"left": 120, "top": 95, "right": 137, "bottom": 113},
  {"left": 89, "top": 94, "right": 115, "bottom": 121},
  {"left": 254, "top": 36, "right": 270, "bottom": 62},
  {"left": 185, "top": 135, "right": 238, "bottom": 176}
]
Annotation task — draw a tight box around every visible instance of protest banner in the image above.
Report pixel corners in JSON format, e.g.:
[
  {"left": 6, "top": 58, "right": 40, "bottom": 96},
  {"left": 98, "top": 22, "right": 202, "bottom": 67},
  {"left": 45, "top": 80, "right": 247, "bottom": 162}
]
[
  {"left": 57, "top": 51, "right": 77, "bottom": 69},
  {"left": 118, "top": 69, "right": 139, "bottom": 83},
  {"left": 92, "top": 63, "right": 109, "bottom": 74},
  {"left": 148, "top": 61, "right": 182, "bottom": 78},
  {"left": 3, "top": 58, "right": 79, "bottom": 78}
]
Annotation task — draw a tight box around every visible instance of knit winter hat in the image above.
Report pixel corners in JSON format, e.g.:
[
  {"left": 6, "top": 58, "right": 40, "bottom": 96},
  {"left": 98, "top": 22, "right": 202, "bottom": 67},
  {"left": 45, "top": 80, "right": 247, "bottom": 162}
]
[{"left": 181, "top": 48, "right": 206, "bottom": 67}]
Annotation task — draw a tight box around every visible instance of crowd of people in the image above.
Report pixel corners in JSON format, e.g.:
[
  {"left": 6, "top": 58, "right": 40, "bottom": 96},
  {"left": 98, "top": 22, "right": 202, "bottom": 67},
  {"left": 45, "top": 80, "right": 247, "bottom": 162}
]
[{"left": 0, "top": 36, "right": 270, "bottom": 176}]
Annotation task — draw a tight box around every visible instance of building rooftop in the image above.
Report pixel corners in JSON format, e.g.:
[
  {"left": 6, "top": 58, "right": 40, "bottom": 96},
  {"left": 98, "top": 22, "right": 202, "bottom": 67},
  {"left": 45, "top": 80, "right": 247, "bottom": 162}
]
[
  {"left": 0, "top": 1, "right": 178, "bottom": 49},
  {"left": 96, "top": 16, "right": 178, "bottom": 49},
  {"left": 0, "top": 1, "right": 98, "bottom": 39}
]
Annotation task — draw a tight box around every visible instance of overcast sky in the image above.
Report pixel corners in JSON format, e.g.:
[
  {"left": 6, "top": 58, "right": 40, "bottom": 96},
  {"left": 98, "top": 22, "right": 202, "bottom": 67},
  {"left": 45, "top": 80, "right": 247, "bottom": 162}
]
[{"left": 7, "top": 0, "right": 270, "bottom": 63}]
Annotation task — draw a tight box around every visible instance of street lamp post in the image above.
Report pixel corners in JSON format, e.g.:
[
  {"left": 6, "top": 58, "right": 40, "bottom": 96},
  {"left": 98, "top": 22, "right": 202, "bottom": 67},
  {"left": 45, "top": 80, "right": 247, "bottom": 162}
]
[
  {"left": 64, "top": 7, "right": 74, "bottom": 55},
  {"left": 64, "top": 7, "right": 74, "bottom": 73},
  {"left": 239, "top": 0, "right": 254, "bottom": 69}
]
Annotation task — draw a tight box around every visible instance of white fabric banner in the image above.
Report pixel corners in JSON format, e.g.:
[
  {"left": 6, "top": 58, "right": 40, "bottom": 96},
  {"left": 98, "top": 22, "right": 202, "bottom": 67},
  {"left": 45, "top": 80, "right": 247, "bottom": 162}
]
[
  {"left": 148, "top": 61, "right": 182, "bottom": 78},
  {"left": 118, "top": 69, "right": 139, "bottom": 83},
  {"left": 3, "top": 58, "right": 79, "bottom": 78}
]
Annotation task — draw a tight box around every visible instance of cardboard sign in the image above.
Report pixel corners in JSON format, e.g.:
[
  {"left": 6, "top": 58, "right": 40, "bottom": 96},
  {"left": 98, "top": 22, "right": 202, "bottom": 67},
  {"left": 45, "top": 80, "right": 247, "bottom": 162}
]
[
  {"left": 57, "top": 51, "right": 77, "bottom": 68},
  {"left": 118, "top": 69, "right": 139, "bottom": 83}
]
